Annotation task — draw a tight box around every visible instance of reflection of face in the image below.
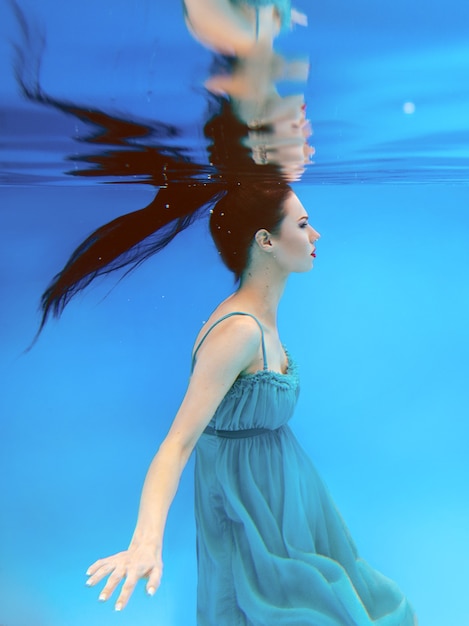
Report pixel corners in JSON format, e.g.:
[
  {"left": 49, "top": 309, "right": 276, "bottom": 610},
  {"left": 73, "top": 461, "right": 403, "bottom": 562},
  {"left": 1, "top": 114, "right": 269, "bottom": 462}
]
[
  {"left": 247, "top": 99, "right": 314, "bottom": 181},
  {"left": 271, "top": 193, "right": 320, "bottom": 273}
]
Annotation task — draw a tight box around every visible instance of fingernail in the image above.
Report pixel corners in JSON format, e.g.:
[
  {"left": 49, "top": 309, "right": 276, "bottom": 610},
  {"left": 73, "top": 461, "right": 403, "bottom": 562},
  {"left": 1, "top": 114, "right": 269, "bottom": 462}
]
[
  {"left": 147, "top": 587, "right": 155, "bottom": 596},
  {"left": 85, "top": 580, "right": 92, "bottom": 587},
  {"left": 115, "top": 603, "right": 122, "bottom": 611},
  {"left": 99, "top": 593, "right": 107, "bottom": 601}
]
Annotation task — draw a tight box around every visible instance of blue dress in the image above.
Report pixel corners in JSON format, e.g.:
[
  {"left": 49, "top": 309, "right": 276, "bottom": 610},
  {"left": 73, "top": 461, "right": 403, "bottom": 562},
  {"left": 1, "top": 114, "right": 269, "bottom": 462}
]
[{"left": 193, "top": 312, "right": 417, "bottom": 625}]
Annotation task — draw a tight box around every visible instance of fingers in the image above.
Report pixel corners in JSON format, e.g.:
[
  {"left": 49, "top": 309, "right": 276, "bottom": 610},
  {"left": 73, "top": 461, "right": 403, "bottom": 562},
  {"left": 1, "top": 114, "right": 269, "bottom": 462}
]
[
  {"left": 146, "top": 566, "right": 163, "bottom": 597},
  {"left": 106, "top": 572, "right": 135, "bottom": 611},
  {"left": 86, "top": 553, "right": 163, "bottom": 611},
  {"left": 86, "top": 560, "right": 117, "bottom": 588},
  {"left": 86, "top": 557, "right": 110, "bottom": 579},
  {"left": 86, "top": 552, "right": 125, "bottom": 581},
  {"left": 97, "top": 568, "right": 126, "bottom": 604},
  {"left": 100, "top": 565, "right": 162, "bottom": 611}
]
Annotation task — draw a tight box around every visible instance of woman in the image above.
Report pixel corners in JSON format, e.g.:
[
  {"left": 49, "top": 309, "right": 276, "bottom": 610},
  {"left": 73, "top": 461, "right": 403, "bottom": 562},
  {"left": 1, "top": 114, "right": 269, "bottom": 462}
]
[{"left": 81, "top": 182, "right": 417, "bottom": 625}]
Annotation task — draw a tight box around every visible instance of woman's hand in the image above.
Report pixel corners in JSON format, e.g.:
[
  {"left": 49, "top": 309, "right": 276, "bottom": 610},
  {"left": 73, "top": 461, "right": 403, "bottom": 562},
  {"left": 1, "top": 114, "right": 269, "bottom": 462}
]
[{"left": 86, "top": 546, "right": 163, "bottom": 611}]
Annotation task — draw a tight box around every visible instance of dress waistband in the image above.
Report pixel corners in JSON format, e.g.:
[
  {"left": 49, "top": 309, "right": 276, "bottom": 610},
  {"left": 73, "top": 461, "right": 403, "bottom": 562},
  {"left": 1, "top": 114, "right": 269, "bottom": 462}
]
[{"left": 203, "top": 425, "right": 279, "bottom": 439}]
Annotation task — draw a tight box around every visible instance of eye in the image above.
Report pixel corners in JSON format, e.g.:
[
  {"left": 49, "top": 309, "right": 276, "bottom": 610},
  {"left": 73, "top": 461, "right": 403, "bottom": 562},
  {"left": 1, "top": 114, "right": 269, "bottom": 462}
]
[{"left": 299, "top": 221, "right": 309, "bottom": 229}]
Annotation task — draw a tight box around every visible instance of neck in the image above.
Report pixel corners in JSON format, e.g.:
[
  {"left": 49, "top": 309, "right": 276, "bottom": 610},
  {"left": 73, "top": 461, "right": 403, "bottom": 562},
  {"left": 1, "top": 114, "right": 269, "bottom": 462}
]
[{"left": 233, "top": 267, "right": 288, "bottom": 326}]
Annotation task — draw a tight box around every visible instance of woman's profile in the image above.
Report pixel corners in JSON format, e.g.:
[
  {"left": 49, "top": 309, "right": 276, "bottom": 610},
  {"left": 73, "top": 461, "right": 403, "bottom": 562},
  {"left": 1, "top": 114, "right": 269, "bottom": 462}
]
[{"left": 38, "top": 179, "right": 417, "bottom": 624}]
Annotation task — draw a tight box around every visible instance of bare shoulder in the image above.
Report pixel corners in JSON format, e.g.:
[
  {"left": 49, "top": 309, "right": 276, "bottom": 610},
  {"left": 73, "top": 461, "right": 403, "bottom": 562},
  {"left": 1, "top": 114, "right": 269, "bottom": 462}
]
[
  {"left": 192, "top": 312, "right": 262, "bottom": 375},
  {"left": 165, "top": 314, "right": 262, "bottom": 451}
]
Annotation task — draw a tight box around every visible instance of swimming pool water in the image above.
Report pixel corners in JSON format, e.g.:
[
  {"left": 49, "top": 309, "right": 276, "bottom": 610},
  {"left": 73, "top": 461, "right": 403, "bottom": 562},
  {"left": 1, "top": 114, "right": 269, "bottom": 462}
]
[{"left": 1, "top": 1, "right": 468, "bottom": 625}]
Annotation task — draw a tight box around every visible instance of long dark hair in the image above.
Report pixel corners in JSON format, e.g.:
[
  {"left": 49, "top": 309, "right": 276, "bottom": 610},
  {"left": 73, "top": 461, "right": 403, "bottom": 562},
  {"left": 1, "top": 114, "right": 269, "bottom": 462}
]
[
  {"left": 38, "top": 179, "right": 291, "bottom": 331},
  {"left": 39, "top": 183, "right": 224, "bottom": 331}
]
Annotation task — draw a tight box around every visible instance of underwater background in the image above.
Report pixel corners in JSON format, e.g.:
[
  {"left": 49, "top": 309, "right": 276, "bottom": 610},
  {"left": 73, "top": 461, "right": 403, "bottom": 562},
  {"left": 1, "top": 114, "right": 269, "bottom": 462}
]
[{"left": 1, "top": 1, "right": 468, "bottom": 625}]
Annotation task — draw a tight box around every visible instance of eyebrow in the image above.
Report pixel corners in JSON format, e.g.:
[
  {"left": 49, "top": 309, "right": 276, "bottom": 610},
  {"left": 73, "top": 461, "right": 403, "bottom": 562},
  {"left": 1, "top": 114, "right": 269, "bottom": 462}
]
[{"left": 297, "top": 215, "right": 309, "bottom": 221}]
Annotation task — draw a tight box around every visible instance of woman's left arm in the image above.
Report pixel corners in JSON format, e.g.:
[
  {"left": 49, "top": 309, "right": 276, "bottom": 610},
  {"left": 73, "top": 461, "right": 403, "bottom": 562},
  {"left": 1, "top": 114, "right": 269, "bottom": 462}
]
[{"left": 85, "top": 317, "right": 260, "bottom": 610}]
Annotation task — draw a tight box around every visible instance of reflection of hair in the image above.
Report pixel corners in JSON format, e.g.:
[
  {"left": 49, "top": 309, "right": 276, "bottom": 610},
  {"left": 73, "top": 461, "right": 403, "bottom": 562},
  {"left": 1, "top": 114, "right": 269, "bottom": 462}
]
[
  {"left": 204, "top": 99, "right": 276, "bottom": 181},
  {"left": 210, "top": 181, "right": 291, "bottom": 281}
]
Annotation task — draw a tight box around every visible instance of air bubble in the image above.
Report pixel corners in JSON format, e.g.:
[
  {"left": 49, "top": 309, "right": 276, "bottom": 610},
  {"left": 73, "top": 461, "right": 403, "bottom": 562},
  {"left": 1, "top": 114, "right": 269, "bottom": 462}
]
[{"left": 403, "top": 101, "right": 416, "bottom": 114}]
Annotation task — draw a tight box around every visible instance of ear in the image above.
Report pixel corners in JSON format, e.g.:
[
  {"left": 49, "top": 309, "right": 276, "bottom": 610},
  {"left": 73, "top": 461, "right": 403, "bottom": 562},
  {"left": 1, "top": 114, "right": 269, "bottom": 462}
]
[{"left": 254, "top": 229, "right": 273, "bottom": 251}]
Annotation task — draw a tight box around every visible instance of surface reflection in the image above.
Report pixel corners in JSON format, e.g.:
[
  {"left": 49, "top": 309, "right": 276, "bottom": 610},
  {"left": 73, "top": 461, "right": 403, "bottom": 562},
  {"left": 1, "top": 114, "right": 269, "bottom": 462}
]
[
  {"left": 198, "top": 4, "right": 312, "bottom": 181},
  {"left": 12, "top": 0, "right": 313, "bottom": 185}
]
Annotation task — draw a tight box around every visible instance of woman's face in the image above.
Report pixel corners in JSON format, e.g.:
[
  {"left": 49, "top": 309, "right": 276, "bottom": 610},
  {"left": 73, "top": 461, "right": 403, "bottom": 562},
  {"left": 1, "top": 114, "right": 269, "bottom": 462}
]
[{"left": 271, "top": 192, "right": 320, "bottom": 273}]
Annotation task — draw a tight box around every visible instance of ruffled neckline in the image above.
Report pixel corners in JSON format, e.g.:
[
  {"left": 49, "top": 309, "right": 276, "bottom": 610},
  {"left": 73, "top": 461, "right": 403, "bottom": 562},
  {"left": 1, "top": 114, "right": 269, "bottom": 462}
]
[
  {"left": 213, "top": 349, "right": 299, "bottom": 409},
  {"left": 228, "top": 350, "right": 299, "bottom": 393}
]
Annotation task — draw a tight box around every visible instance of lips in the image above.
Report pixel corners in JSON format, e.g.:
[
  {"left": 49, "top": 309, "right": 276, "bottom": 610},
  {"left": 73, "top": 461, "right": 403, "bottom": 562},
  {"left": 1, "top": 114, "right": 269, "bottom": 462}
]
[{"left": 311, "top": 250, "right": 316, "bottom": 258}]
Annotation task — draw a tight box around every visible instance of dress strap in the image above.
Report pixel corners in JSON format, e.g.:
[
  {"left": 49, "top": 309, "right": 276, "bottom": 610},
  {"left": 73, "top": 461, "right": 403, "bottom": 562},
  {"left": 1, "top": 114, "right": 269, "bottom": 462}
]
[{"left": 191, "top": 312, "right": 268, "bottom": 372}]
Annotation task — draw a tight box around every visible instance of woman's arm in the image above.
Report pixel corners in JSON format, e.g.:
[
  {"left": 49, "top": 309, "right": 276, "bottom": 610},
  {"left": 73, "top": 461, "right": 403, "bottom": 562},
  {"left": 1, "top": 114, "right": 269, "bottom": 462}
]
[
  {"left": 85, "top": 315, "right": 261, "bottom": 610},
  {"left": 183, "top": 0, "right": 280, "bottom": 56}
]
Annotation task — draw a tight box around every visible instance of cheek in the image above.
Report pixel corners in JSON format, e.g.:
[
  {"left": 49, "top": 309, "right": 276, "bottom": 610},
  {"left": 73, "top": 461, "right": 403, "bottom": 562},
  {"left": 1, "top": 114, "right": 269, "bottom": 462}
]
[
  {"left": 282, "top": 233, "right": 309, "bottom": 262},
  {"left": 282, "top": 235, "right": 301, "bottom": 257}
]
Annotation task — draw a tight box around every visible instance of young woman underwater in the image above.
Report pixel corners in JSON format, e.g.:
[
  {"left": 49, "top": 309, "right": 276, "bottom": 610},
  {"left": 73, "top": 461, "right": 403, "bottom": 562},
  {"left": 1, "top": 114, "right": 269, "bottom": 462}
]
[
  {"left": 38, "top": 181, "right": 417, "bottom": 625},
  {"left": 12, "top": 3, "right": 416, "bottom": 620}
]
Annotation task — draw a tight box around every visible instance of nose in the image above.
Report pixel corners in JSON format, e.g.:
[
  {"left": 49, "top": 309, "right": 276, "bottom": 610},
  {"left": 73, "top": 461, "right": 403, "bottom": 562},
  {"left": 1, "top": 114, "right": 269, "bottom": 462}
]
[{"left": 309, "top": 225, "right": 321, "bottom": 242}]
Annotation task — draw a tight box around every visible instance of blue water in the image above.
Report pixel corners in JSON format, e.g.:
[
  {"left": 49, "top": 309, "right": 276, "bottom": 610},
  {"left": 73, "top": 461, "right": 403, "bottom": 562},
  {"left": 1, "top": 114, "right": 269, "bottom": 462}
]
[{"left": 1, "top": 1, "right": 469, "bottom": 625}]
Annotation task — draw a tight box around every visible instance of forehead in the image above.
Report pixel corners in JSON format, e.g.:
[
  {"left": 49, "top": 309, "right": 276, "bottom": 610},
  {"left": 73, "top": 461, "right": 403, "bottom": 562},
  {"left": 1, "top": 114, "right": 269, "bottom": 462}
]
[{"left": 283, "top": 192, "right": 307, "bottom": 219}]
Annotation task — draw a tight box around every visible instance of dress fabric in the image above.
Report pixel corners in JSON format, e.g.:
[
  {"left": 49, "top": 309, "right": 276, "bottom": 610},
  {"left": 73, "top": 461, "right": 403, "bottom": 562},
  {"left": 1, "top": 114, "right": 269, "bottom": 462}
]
[
  {"left": 193, "top": 312, "right": 416, "bottom": 626},
  {"left": 229, "top": 0, "right": 291, "bottom": 32}
]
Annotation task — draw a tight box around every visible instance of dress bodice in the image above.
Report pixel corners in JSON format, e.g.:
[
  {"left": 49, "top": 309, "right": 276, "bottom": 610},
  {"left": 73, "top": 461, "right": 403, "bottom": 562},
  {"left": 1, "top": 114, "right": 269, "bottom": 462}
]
[
  {"left": 208, "top": 354, "right": 300, "bottom": 432},
  {"left": 191, "top": 311, "right": 300, "bottom": 433}
]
